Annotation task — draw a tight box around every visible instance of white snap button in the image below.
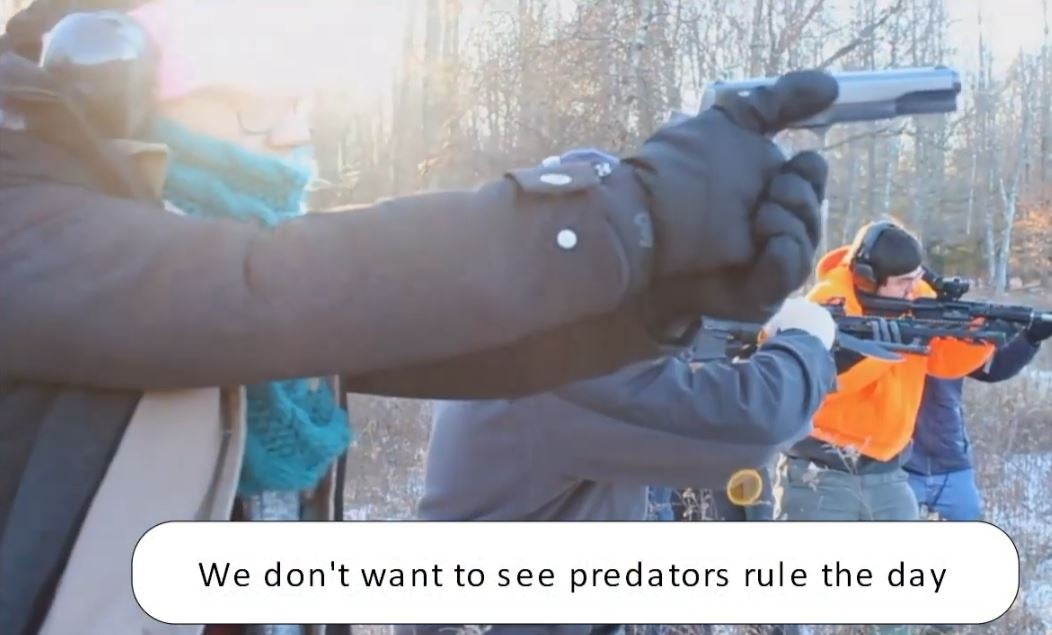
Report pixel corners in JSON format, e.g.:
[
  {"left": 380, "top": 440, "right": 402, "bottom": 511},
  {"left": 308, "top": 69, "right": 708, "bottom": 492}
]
[
  {"left": 556, "top": 229, "right": 578, "bottom": 250},
  {"left": 540, "top": 173, "right": 572, "bottom": 186}
]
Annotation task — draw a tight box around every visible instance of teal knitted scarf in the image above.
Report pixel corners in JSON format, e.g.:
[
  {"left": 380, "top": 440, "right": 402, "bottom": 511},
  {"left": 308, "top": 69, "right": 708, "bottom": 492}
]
[
  {"left": 144, "top": 118, "right": 310, "bottom": 226},
  {"left": 145, "top": 117, "right": 351, "bottom": 495}
]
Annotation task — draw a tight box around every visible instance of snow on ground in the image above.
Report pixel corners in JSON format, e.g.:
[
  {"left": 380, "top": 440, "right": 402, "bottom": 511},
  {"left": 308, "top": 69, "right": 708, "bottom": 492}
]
[
  {"left": 1023, "top": 369, "right": 1052, "bottom": 394},
  {"left": 987, "top": 451, "right": 1052, "bottom": 630}
]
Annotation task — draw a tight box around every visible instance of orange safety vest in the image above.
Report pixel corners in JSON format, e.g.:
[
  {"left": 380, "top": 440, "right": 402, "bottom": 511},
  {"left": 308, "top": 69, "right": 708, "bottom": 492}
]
[{"left": 805, "top": 246, "right": 994, "bottom": 461}]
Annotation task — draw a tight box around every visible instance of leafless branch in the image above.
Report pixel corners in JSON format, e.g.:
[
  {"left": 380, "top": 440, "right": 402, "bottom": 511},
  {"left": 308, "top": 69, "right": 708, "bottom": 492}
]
[
  {"left": 817, "top": 0, "right": 907, "bottom": 69},
  {"left": 819, "top": 123, "right": 908, "bottom": 151}
]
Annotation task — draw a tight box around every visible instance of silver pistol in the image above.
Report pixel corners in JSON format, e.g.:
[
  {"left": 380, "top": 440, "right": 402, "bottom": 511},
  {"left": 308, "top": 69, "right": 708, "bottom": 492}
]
[{"left": 691, "top": 66, "right": 962, "bottom": 130}]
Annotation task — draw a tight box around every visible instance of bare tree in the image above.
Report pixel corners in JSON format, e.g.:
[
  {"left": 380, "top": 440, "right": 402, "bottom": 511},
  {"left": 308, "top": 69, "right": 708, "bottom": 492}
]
[
  {"left": 817, "top": 0, "right": 907, "bottom": 69},
  {"left": 280, "top": 0, "right": 1052, "bottom": 288},
  {"left": 1041, "top": 0, "right": 1051, "bottom": 190},
  {"left": 748, "top": 0, "right": 766, "bottom": 76},
  {"left": 618, "top": 0, "right": 657, "bottom": 147},
  {"left": 994, "top": 56, "right": 1036, "bottom": 292}
]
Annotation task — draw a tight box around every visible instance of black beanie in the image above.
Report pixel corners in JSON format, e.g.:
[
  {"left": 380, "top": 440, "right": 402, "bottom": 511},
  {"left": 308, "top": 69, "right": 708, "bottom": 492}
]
[{"left": 868, "top": 225, "right": 923, "bottom": 283}]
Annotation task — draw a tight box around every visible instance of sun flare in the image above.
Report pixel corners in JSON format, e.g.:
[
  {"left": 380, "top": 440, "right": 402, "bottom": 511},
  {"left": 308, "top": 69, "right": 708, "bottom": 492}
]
[
  {"left": 297, "top": 1, "right": 407, "bottom": 96},
  {"left": 179, "top": 0, "right": 408, "bottom": 99}
]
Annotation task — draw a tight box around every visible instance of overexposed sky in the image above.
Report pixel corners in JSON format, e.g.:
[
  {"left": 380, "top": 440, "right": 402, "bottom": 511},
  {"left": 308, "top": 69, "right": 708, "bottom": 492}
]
[
  {"left": 5, "top": 0, "right": 1040, "bottom": 92},
  {"left": 946, "top": 0, "right": 1049, "bottom": 73},
  {"left": 364, "top": 0, "right": 1048, "bottom": 120}
]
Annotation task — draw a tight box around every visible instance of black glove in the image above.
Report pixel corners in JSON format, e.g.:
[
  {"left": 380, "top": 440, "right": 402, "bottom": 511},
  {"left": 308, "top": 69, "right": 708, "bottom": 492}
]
[
  {"left": 624, "top": 70, "right": 837, "bottom": 327},
  {"left": 643, "top": 151, "right": 828, "bottom": 327},
  {"left": 1026, "top": 319, "right": 1052, "bottom": 345}
]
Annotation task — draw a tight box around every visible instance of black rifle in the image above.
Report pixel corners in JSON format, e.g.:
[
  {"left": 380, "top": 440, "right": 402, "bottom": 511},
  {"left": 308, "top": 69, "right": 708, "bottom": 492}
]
[
  {"left": 855, "top": 294, "right": 1052, "bottom": 351},
  {"left": 707, "top": 307, "right": 912, "bottom": 361},
  {"left": 821, "top": 301, "right": 1006, "bottom": 355},
  {"left": 709, "top": 295, "right": 1052, "bottom": 360}
]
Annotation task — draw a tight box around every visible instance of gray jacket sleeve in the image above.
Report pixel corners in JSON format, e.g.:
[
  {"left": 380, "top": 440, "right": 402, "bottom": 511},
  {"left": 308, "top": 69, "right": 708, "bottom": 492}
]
[
  {"left": 0, "top": 163, "right": 658, "bottom": 392},
  {"left": 536, "top": 330, "right": 836, "bottom": 488}
]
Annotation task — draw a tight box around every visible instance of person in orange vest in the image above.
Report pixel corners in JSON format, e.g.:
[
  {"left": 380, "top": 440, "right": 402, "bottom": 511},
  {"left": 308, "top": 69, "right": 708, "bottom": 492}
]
[{"left": 779, "top": 220, "right": 995, "bottom": 522}]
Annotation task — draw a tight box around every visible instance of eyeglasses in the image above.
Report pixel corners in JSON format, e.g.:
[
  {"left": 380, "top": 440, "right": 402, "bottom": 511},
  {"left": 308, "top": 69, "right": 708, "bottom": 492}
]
[{"left": 235, "top": 96, "right": 313, "bottom": 136}]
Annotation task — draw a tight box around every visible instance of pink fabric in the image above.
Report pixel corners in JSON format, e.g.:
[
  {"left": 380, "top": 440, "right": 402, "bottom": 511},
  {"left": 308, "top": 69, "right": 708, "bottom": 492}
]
[{"left": 129, "top": 0, "right": 337, "bottom": 101}]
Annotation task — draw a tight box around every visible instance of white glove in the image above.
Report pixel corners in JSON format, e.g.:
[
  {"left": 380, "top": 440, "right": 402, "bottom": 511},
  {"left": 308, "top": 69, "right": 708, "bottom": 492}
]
[{"left": 762, "top": 297, "right": 836, "bottom": 350}]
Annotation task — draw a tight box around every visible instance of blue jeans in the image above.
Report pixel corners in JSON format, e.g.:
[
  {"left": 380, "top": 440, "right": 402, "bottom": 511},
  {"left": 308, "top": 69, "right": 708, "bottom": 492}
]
[
  {"left": 646, "top": 486, "right": 675, "bottom": 521},
  {"left": 906, "top": 468, "right": 981, "bottom": 520}
]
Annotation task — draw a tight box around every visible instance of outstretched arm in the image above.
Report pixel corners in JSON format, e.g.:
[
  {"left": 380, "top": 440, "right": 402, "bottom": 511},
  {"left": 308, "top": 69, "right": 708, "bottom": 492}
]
[
  {"left": 537, "top": 330, "right": 836, "bottom": 488},
  {"left": 0, "top": 164, "right": 655, "bottom": 391}
]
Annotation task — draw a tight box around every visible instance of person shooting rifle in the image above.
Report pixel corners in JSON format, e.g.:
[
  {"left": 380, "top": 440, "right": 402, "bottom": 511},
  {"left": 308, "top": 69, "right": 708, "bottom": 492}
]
[
  {"left": 778, "top": 220, "right": 995, "bottom": 522},
  {"left": 903, "top": 273, "right": 1052, "bottom": 522}
]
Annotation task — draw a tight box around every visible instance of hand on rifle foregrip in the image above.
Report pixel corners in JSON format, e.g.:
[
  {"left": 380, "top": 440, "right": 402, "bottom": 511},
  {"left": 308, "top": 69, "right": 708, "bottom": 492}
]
[
  {"left": 762, "top": 298, "right": 836, "bottom": 349},
  {"left": 867, "top": 316, "right": 905, "bottom": 346}
]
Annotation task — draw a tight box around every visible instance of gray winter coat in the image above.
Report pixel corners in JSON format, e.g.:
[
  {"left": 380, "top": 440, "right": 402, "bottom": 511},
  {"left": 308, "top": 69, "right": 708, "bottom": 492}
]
[{"left": 418, "top": 330, "right": 835, "bottom": 522}]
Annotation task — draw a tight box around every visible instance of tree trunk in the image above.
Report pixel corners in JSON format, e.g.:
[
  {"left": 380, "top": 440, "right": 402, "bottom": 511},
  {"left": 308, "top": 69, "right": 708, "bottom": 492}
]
[
  {"left": 965, "top": 136, "right": 979, "bottom": 237},
  {"left": 996, "top": 57, "right": 1034, "bottom": 292},
  {"left": 423, "top": 0, "right": 442, "bottom": 151},
  {"left": 516, "top": 0, "right": 535, "bottom": 156},
  {"left": 1041, "top": 0, "right": 1051, "bottom": 189},
  {"left": 842, "top": 138, "right": 862, "bottom": 243},
  {"left": 748, "top": 0, "right": 766, "bottom": 76},
  {"left": 658, "top": 0, "right": 683, "bottom": 119},
  {"left": 392, "top": 1, "right": 419, "bottom": 193},
  {"left": 984, "top": 172, "right": 998, "bottom": 286},
  {"left": 620, "top": 0, "right": 657, "bottom": 148}
]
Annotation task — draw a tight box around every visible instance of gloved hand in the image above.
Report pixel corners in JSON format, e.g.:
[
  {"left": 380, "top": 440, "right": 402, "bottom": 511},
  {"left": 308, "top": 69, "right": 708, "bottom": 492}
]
[
  {"left": 624, "top": 69, "right": 837, "bottom": 327},
  {"left": 761, "top": 297, "right": 837, "bottom": 349},
  {"left": 1026, "top": 319, "right": 1052, "bottom": 345}
]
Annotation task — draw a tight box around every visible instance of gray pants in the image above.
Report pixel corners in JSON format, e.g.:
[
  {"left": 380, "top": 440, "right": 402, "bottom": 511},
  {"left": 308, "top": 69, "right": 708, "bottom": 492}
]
[
  {"left": 779, "top": 457, "right": 920, "bottom": 521},
  {"left": 779, "top": 458, "right": 918, "bottom": 634}
]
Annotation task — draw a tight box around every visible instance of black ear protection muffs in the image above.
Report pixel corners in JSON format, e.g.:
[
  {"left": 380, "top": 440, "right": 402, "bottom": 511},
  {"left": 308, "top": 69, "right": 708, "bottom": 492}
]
[{"left": 849, "top": 220, "right": 897, "bottom": 294}]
